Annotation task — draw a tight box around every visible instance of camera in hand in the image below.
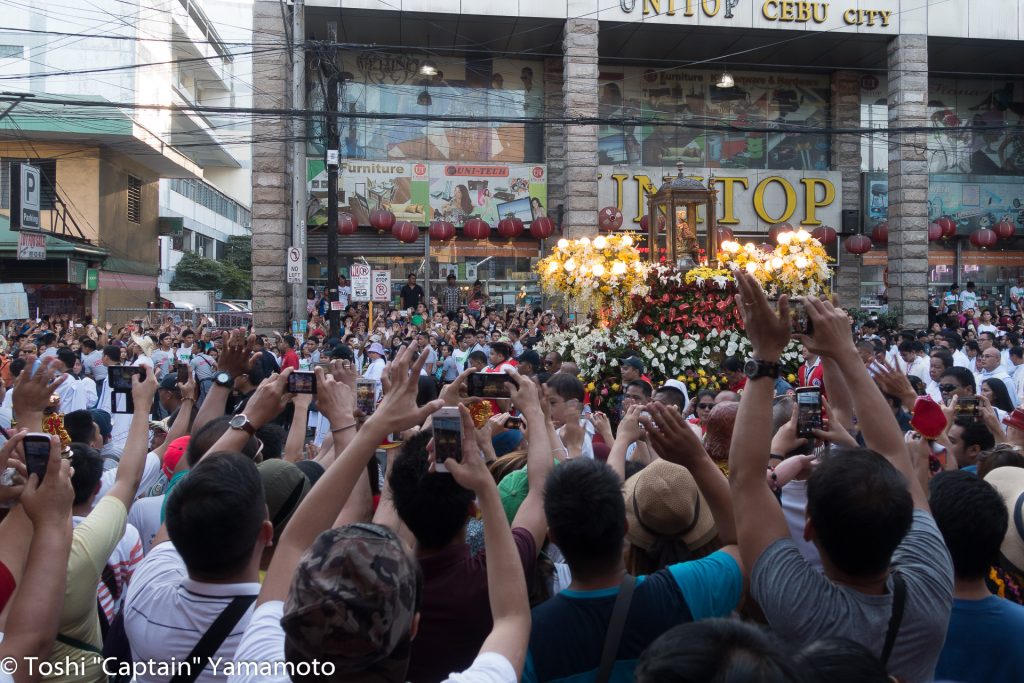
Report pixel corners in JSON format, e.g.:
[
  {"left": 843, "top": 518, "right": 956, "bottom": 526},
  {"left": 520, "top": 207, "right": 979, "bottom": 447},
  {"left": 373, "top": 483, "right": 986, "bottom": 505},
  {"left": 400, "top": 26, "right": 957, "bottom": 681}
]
[
  {"left": 109, "top": 366, "right": 144, "bottom": 392},
  {"left": 468, "top": 372, "right": 516, "bottom": 398},
  {"left": 288, "top": 371, "right": 317, "bottom": 395},
  {"left": 791, "top": 298, "right": 814, "bottom": 336},
  {"left": 23, "top": 433, "right": 51, "bottom": 483},
  {"left": 432, "top": 407, "right": 463, "bottom": 472},
  {"left": 356, "top": 380, "right": 377, "bottom": 415},
  {"left": 796, "top": 387, "right": 823, "bottom": 438},
  {"left": 955, "top": 396, "right": 981, "bottom": 424},
  {"left": 504, "top": 415, "right": 523, "bottom": 429}
]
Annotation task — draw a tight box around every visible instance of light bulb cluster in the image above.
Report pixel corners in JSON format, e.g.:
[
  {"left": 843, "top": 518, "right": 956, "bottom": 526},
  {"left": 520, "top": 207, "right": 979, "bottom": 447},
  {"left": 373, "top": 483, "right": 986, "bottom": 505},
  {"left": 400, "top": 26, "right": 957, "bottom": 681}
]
[
  {"left": 537, "top": 232, "right": 652, "bottom": 316},
  {"left": 717, "top": 229, "right": 833, "bottom": 298}
]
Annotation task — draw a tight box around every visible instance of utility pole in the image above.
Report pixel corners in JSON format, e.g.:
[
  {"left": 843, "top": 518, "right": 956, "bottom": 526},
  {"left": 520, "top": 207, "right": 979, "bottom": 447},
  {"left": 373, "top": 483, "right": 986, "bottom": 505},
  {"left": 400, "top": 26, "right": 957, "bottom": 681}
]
[
  {"left": 325, "top": 22, "right": 340, "bottom": 339},
  {"left": 289, "top": 0, "right": 306, "bottom": 328}
]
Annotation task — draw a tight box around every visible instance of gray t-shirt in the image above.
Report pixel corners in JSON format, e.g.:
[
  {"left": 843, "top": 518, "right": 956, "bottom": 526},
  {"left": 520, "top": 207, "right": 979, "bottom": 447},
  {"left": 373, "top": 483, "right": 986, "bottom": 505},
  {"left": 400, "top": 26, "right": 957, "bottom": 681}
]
[
  {"left": 82, "top": 349, "right": 107, "bottom": 380},
  {"left": 752, "top": 510, "right": 953, "bottom": 683}
]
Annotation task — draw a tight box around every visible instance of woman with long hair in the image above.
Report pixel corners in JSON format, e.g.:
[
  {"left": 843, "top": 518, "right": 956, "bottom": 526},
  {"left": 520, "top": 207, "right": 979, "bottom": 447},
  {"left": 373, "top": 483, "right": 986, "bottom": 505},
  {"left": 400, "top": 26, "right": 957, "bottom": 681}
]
[{"left": 981, "top": 377, "right": 1015, "bottom": 414}]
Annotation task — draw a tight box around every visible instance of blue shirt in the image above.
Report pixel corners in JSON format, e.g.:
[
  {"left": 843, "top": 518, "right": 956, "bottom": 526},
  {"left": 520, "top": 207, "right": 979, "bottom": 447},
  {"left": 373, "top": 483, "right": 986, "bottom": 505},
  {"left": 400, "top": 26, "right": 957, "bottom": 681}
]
[
  {"left": 936, "top": 595, "right": 1024, "bottom": 683},
  {"left": 524, "top": 550, "right": 742, "bottom": 683}
]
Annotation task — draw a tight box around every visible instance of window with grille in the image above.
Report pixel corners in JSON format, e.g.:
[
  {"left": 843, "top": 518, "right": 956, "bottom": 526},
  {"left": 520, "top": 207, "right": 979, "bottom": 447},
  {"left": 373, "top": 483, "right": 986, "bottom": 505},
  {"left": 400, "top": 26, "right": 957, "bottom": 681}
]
[
  {"left": 0, "top": 158, "right": 57, "bottom": 210},
  {"left": 127, "top": 175, "right": 142, "bottom": 224}
]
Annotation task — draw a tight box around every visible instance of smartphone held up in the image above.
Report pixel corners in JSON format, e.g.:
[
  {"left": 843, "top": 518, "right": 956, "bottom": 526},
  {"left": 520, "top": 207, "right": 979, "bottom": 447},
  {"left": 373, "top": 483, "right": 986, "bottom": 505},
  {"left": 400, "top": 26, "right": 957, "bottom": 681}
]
[
  {"left": 432, "top": 407, "right": 463, "bottom": 473},
  {"left": 796, "top": 387, "right": 823, "bottom": 439},
  {"left": 23, "top": 433, "right": 52, "bottom": 483}
]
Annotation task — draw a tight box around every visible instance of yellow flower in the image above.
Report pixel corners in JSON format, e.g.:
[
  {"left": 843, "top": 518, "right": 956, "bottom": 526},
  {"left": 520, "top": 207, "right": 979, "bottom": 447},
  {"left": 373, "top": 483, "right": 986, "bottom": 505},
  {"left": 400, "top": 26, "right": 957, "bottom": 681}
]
[
  {"left": 787, "top": 373, "right": 797, "bottom": 383},
  {"left": 612, "top": 383, "right": 621, "bottom": 391},
  {"left": 698, "top": 368, "right": 706, "bottom": 377},
  {"left": 586, "top": 382, "right": 596, "bottom": 392},
  {"left": 677, "top": 374, "right": 685, "bottom": 381}
]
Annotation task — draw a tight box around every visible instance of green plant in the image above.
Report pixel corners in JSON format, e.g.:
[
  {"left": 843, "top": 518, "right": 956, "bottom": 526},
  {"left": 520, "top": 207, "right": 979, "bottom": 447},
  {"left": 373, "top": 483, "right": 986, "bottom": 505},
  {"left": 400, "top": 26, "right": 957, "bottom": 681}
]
[{"left": 170, "top": 251, "right": 251, "bottom": 299}]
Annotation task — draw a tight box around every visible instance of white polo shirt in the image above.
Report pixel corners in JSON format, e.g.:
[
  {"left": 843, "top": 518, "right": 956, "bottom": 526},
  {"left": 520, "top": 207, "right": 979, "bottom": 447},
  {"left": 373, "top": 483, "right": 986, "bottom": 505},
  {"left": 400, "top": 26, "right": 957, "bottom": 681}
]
[{"left": 123, "top": 543, "right": 260, "bottom": 683}]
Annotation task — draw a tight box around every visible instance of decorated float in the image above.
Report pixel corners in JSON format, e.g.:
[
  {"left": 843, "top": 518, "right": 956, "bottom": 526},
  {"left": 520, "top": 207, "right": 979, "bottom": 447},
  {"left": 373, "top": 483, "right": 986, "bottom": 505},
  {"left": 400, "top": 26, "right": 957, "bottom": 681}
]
[{"left": 536, "top": 162, "right": 834, "bottom": 403}]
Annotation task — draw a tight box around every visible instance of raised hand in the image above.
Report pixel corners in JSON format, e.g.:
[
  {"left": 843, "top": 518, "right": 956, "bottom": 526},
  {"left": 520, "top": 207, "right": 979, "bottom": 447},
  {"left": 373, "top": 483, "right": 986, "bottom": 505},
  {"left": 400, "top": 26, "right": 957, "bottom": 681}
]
[
  {"left": 642, "top": 402, "right": 707, "bottom": 468},
  {"left": 793, "top": 295, "right": 857, "bottom": 362},
  {"left": 19, "top": 434, "right": 74, "bottom": 528},
  {"left": 12, "top": 358, "right": 67, "bottom": 416},
  {"left": 241, "top": 369, "right": 294, "bottom": 430},
  {"left": 312, "top": 366, "right": 355, "bottom": 427},
  {"left": 131, "top": 366, "right": 159, "bottom": 408},
  {"left": 366, "top": 343, "right": 444, "bottom": 435},
  {"left": 734, "top": 270, "right": 790, "bottom": 363}
]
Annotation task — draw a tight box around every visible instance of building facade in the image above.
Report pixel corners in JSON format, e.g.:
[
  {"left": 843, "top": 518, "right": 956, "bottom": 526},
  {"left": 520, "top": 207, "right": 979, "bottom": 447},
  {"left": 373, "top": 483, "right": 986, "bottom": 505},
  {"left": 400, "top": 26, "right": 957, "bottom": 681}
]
[
  {"left": 252, "top": 0, "right": 1024, "bottom": 329},
  {"left": 0, "top": 0, "right": 252, "bottom": 319}
]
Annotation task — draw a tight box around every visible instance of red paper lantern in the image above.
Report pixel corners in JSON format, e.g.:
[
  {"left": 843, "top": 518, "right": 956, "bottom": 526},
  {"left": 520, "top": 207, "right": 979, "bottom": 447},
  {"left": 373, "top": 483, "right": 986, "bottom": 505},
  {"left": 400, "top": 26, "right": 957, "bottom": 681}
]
[
  {"left": 994, "top": 220, "right": 1016, "bottom": 240},
  {"left": 936, "top": 216, "right": 956, "bottom": 238},
  {"left": 757, "top": 242, "right": 774, "bottom": 253},
  {"left": 463, "top": 217, "right": 490, "bottom": 241},
  {"left": 639, "top": 214, "right": 649, "bottom": 231},
  {"left": 870, "top": 221, "right": 889, "bottom": 244},
  {"left": 844, "top": 234, "right": 872, "bottom": 255},
  {"left": 530, "top": 216, "right": 555, "bottom": 239},
  {"left": 337, "top": 212, "right": 356, "bottom": 236},
  {"left": 969, "top": 228, "right": 997, "bottom": 249},
  {"left": 428, "top": 220, "right": 455, "bottom": 242},
  {"left": 715, "top": 226, "right": 734, "bottom": 242},
  {"left": 393, "top": 221, "right": 418, "bottom": 244},
  {"left": 928, "top": 222, "right": 944, "bottom": 242},
  {"left": 497, "top": 217, "right": 524, "bottom": 240},
  {"left": 769, "top": 222, "right": 794, "bottom": 243},
  {"left": 369, "top": 208, "right": 395, "bottom": 234},
  {"left": 811, "top": 225, "right": 837, "bottom": 245},
  {"left": 598, "top": 206, "right": 624, "bottom": 231}
]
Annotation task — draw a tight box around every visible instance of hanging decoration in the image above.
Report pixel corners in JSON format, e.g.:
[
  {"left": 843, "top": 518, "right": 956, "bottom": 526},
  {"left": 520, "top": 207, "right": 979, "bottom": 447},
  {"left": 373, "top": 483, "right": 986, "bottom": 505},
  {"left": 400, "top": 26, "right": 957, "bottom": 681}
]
[
  {"left": 598, "top": 206, "right": 624, "bottom": 231},
  {"left": 369, "top": 208, "right": 395, "bottom": 234},
  {"left": 994, "top": 220, "right": 1016, "bottom": 240},
  {"left": 870, "top": 221, "right": 889, "bottom": 244},
  {"left": 497, "top": 217, "right": 525, "bottom": 241},
  {"left": 531, "top": 216, "right": 556, "bottom": 239},
  {"left": 715, "top": 226, "right": 734, "bottom": 243},
  {"left": 969, "top": 228, "right": 997, "bottom": 249},
  {"left": 810, "top": 225, "right": 836, "bottom": 245},
  {"left": 393, "top": 221, "right": 418, "bottom": 244},
  {"left": 463, "top": 217, "right": 490, "bottom": 241},
  {"left": 428, "top": 220, "right": 455, "bottom": 242},
  {"left": 928, "top": 222, "right": 944, "bottom": 242},
  {"left": 844, "top": 234, "right": 872, "bottom": 255},
  {"left": 337, "top": 213, "right": 357, "bottom": 236},
  {"left": 769, "top": 222, "right": 794, "bottom": 243},
  {"left": 936, "top": 216, "right": 956, "bottom": 239}
]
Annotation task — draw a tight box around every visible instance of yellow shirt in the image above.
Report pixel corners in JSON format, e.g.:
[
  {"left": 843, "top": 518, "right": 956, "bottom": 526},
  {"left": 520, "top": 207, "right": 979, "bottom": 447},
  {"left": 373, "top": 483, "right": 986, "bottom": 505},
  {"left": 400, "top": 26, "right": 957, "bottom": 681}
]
[{"left": 46, "top": 496, "right": 127, "bottom": 683}]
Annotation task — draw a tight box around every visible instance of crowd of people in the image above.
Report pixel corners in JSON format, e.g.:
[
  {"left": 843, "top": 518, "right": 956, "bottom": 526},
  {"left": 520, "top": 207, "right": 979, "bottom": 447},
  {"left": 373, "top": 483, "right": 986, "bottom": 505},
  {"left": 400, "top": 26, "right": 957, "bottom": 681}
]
[{"left": 0, "top": 272, "right": 1023, "bottom": 683}]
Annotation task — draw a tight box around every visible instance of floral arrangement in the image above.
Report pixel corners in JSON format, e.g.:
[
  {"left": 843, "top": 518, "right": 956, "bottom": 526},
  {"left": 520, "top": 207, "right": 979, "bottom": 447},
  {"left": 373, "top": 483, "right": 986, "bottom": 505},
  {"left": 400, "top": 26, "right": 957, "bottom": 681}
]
[
  {"left": 718, "top": 228, "right": 833, "bottom": 298},
  {"left": 633, "top": 265, "right": 742, "bottom": 338},
  {"left": 537, "top": 234, "right": 651, "bottom": 316}
]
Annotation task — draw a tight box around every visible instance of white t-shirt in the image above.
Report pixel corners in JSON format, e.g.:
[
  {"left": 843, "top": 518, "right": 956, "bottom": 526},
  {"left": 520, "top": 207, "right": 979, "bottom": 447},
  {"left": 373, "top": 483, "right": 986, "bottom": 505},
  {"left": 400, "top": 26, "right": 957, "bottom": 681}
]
[
  {"left": 56, "top": 375, "right": 98, "bottom": 413},
  {"left": 123, "top": 543, "right": 260, "bottom": 683},
  {"left": 228, "top": 601, "right": 517, "bottom": 683},
  {"left": 95, "top": 451, "right": 167, "bottom": 506},
  {"left": 127, "top": 494, "right": 166, "bottom": 555},
  {"left": 959, "top": 289, "right": 979, "bottom": 311}
]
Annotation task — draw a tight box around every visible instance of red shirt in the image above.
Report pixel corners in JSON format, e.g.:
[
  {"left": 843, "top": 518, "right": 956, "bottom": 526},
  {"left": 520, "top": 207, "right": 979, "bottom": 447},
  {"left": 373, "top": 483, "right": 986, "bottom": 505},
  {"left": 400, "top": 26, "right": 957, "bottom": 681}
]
[
  {"left": 798, "top": 360, "right": 824, "bottom": 389},
  {"left": 0, "top": 560, "right": 15, "bottom": 614},
  {"left": 281, "top": 349, "right": 300, "bottom": 370}
]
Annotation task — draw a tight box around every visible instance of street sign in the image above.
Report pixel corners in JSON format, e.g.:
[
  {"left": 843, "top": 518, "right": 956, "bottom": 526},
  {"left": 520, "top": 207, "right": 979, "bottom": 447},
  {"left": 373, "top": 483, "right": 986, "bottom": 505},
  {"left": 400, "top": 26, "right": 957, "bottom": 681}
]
[
  {"left": 286, "top": 247, "right": 302, "bottom": 284},
  {"left": 371, "top": 270, "right": 391, "bottom": 303},
  {"left": 16, "top": 231, "right": 45, "bottom": 260},
  {"left": 351, "top": 263, "right": 371, "bottom": 302},
  {"left": 10, "top": 163, "right": 41, "bottom": 231}
]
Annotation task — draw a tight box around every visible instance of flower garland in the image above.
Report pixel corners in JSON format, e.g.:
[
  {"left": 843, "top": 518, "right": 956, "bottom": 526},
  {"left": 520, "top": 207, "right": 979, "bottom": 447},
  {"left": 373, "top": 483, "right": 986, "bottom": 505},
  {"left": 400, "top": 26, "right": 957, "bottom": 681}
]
[
  {"left": 633, "top": 265, "right": 741, "bottom": 338},
  {"left": 537, "top": 234, "right": 651, "bottom": 317},
  {"left": 718, "top": 228, "right": 833, "bottom": 298}
]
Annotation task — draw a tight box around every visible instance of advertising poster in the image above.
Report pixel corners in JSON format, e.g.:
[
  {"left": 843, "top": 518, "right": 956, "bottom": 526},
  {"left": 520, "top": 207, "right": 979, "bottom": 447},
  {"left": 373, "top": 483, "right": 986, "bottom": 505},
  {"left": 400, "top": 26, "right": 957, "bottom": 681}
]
[
  {"left": 862, "top": 172, "right": 1024, "bottom": 235},
  {"left": 308, "top": 160, "right": 547, "bottom": 229}
]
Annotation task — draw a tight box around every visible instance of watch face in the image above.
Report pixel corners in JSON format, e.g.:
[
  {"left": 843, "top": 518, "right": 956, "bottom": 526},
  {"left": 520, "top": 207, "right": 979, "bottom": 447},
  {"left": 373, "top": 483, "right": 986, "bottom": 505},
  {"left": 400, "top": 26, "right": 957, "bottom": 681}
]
[
  {"left": 229, "top": 414, "right": 248, "bottom": 429},
  {"left": 216, "top": 372, "right": 231, "bottom": 384},
  {"left": 744, "top": 359, "right": 760, "bottom": 377}
]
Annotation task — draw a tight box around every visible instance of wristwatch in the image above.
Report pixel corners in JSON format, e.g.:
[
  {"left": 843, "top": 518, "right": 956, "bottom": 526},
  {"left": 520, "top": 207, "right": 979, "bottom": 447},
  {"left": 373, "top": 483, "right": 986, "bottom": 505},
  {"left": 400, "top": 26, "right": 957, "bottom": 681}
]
[
  {"left": 744, "top": 358, "right": 781, "bottom": 381},
  {"left": 213, "top": 371, "right": 234, "bottom": 388},
  {"left": 228, "top": 413, "right": 257, "bottom": 436}
]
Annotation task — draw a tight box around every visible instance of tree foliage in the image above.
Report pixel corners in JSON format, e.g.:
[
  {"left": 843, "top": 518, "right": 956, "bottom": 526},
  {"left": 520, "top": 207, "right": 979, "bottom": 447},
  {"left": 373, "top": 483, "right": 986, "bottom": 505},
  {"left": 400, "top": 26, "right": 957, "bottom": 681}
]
[{"left": 170, "top": 250, "right": 251, "bottom": 298}]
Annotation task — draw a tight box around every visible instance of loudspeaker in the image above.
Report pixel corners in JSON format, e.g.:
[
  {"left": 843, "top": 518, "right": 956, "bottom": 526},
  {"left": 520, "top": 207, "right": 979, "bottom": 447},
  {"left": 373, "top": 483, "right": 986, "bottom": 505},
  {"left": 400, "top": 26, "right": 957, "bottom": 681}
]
[{"left": 841, "top": 209, "right": 860, "bottom": 235}]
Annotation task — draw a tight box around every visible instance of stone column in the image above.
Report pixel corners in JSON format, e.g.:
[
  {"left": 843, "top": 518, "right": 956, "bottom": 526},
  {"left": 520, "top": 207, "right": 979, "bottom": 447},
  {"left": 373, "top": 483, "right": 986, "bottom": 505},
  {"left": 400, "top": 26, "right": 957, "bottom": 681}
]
[
  {"left": 250, "top": 0, "right": 291, "bottom": 331},
  {"left": 544, "top": 57, "right": 565, "bottom": 239},
  {"left": 562, "top": 19, "right": 599, "bottom": 239},
  {"left": 831, "top": 71, "right": 863, "bottom": 309},
  {"left": 887, "top": 35, "right": 929, "bottom": 329}
]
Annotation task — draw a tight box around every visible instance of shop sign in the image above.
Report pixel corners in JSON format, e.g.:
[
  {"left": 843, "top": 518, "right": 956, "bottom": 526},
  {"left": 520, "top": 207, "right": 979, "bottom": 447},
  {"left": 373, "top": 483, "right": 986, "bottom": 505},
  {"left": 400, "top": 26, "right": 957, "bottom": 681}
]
[
  {"left": 67, "top": 259, "right": 86, "bottom": 284},
  {"left": 600, "top": 167, "right": 841, "bottom": 233},
  {"left": 862, "top": 173, "right": 1024, "bottom": 235},
  {"left": 16, "top": 231, "right": 45, "bottom": 260},
  {"left": 85, "top": 268, "right": 98, "bottom": 291},
  {"left": 617, "top": 0, "right": 894, "bottom": 30},
  {"left": 351, "top": 264, "right": 371, "bottom": 302},
  {"left": 10, "top": 162, "right": 41, "bottom": 231},
  {"left": 308, "top": 160, "right": 547, "bottom": 230},
  {"left": 286, "top": 247, "right": 303, "bottom": 284},
  {"left": 371, "top": 270, "right": 391, "bottom": 303}
]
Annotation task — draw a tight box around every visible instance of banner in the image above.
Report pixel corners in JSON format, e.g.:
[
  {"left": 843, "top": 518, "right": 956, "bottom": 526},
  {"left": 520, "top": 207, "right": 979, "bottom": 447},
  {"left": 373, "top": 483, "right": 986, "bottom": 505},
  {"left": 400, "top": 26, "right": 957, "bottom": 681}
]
[
  {"left": 308, "top": 160, "right": 547, "bottom": 229},
  {"left": 600, "top": 166, "right": 842, "bottom": 233}
]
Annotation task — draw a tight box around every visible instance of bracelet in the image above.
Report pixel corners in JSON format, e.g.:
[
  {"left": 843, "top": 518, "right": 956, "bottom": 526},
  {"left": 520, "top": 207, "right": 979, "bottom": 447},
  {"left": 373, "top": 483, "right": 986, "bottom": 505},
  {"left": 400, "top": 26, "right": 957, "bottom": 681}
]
[{"left": 331, "top": 423, "right": 357, "bottom": 434}]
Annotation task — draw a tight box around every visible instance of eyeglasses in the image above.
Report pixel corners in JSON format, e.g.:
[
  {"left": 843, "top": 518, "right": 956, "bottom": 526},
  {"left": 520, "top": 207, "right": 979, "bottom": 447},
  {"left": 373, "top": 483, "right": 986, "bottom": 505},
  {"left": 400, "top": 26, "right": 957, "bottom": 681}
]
[
  {"left": 697, "top": 403, "right": 716, "bottom": 410},
  {"left": 938, "top": 384, "right": 960, "bottom": 393}
]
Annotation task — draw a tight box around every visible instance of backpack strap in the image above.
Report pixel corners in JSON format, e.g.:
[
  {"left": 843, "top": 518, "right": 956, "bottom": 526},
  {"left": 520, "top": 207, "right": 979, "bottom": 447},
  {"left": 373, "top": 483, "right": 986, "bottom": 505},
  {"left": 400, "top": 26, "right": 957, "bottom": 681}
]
[
  {"left": 594, "top": 574, "right": 637, "bottom": 683},
  {"left": 168, "top": 594, "right": 256, "bottom": 683},
  {"left": 880, "top": 571, "right": 907, "bottom": 667},
  {"left": 56, "top": 632, "right": 103, "bottom": 656}
]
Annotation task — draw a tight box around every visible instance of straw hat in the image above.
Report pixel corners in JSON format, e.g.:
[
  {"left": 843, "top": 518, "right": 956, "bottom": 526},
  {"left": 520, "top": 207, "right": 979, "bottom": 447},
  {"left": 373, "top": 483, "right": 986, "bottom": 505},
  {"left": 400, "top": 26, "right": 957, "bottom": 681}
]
[
  {"left": 624, "top": 459, "right": 717, "bottom": 552},
  {"left": 984, "top": 465, "right": 1024, "bottom": 573},
  {"left": 131, "top": 333, "right": 156, "bottom": 358}
]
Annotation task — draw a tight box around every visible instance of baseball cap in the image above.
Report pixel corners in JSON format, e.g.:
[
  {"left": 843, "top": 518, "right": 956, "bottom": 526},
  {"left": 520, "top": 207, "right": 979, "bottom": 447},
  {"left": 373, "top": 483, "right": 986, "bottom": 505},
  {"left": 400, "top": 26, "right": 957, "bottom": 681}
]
[
  {"left": 983, "top": 466, "right": 1024, "bottom": 573},
  {"left": 162, "top": 436, "right": 190, "bottom": 479},
  {"left": 660, "top": 379, "right": 690, "bottom": 402},
  {"left": 281, "top": 523, "right": 421, "bottom": 678},
  {"left": 258, "top": 460, "right": 311, "bottom": 542},
  {"left": 622, "top": 356, "right": 645, "bottom": 372},
  {"left": 624, "top": 459, "right": 717, "bottom": 553},
  {"left": 159, "top": 374, "right": 180, "bottom": 391},
  {"left": 498, "top": 467, "right": 530, "bottom": 524}
]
